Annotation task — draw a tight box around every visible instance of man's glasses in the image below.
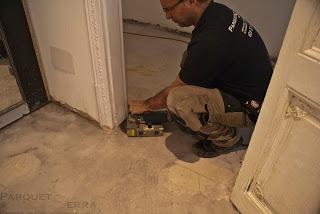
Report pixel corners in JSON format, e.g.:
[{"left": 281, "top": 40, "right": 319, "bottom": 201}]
[{"left": 162, "top": 0, "right": 186, "bottom": 13}]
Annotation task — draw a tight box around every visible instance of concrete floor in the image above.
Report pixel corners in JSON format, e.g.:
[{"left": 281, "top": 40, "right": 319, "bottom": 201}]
[
  {"left": 0, "top": 23, "right": 246, "bottom": 213},
  {"left": 0, "top": 59, "right": 23, "bottom": 112}
]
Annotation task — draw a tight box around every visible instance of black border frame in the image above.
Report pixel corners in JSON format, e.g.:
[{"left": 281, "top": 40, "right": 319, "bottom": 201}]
[{"left": 0, "top": 0, "right": 48, "bottom": 112}]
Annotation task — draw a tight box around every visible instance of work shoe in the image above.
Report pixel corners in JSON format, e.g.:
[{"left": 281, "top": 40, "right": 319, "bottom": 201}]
[{"left": 192, "top": 137, "right": 245, "bottom": 158}]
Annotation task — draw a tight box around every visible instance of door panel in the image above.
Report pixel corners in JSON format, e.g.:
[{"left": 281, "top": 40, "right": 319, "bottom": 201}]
[
  {"left": 248, "top": 92, "right": 320, "bottom": 214},
  {"left": 231, "top": 0, "right": 320, "bottom": 213},
  {"left": 301, "top": 3, "right": 320, "bottom": 63}
]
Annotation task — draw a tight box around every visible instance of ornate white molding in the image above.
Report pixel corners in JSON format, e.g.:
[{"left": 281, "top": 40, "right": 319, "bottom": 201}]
[
  {"left": 85, "top": 0, "right": 114, "bottom": 128},
  {"left": 252, "top": 182, "right": 266, "bottom": 204},
  {"left": 285, "top": 97, "right": 311, "bottom": 120}
]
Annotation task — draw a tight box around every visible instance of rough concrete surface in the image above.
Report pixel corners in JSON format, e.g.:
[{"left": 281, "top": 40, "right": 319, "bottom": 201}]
[
  {"left": 124, "top": 22, "right": 189, "bottom": 101},
  {"left": 0, "top": 103, "right": 244, "bottom": 213},
  {"left": 0, "top": 23, "right": 246, "bottom": 213}
]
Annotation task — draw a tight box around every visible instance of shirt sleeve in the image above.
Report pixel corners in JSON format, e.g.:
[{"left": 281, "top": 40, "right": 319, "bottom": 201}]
[{"left": 179, "top": 36, "right": 226, "bottom": 88}]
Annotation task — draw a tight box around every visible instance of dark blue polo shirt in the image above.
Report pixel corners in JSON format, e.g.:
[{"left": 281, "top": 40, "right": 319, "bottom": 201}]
[{"left": 179, "top": 1, "right": 273, "bottom": 103}]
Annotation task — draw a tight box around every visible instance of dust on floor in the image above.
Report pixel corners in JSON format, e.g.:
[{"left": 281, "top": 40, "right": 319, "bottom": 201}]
[{"left": 0, "top": 103, "right": 244, "bottom": 213}]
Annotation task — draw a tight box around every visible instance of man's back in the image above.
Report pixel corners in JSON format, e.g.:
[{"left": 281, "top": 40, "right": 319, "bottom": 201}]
[{"left": 179, "top": 2, "right": 273, "bottom": 103}]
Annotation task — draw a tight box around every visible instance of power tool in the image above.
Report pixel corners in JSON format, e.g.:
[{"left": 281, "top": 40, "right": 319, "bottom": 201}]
[{"left": 126, "top": 111, "right": 168, "bottom": 137}]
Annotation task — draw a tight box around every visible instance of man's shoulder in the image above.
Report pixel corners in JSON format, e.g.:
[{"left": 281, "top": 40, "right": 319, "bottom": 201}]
[
  {"left": 194, "top": 3, "right": 234, "bottom": 38},
  {"left": 205, "top": 2, "right": 234, "bottom": 21}
]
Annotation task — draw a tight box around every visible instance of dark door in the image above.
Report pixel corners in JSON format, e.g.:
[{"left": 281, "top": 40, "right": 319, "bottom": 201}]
[{"left": 0, "top": 0, "right": 48, "bottom": 128}]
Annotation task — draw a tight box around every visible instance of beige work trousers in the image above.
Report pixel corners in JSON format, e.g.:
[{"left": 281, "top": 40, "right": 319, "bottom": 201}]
[{"left": 167, "top": 85, "right": 254, "bottom": 147}]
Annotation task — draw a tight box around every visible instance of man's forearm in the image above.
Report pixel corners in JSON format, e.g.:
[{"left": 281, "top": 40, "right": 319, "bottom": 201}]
[
  {"left": 145, "top": 86, "right": 173, "bottom": 110},
  {"left": 140, "top": 76, "right": 185, "bottom": 112}
]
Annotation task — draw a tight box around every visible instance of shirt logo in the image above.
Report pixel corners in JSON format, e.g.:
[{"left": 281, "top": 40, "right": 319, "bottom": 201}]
[
  {"left": 228, "top": 12, "right": 240, "bottom": 33},
  {"left": 228, "top": 11, "right": 254, "bottom": 38}
]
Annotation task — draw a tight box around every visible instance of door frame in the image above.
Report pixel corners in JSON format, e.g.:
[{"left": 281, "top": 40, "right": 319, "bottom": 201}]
[
  {"left": 0, "top": 0, "right": 48, "bottom": 113},
  {"left": 0, "top": 0, "right": 49, "bottom": 128},
  {"left": 84, "top": 0, "right": 127, "bottom": 129}
]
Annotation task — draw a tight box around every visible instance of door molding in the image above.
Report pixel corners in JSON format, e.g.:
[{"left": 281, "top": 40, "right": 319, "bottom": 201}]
[{"left": 84, "top": 0, "right": 127, "bottom": 128}]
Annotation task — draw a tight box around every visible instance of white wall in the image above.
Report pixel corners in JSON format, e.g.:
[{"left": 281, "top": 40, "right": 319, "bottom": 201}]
[
  {"left": 25, "top": 0, "right": 99, "bottom": 121},
  {"left": 122, "top": 0, "right": 194, "bottom": 33},
  {"left": 122, "top": 0, "right": 296, "bottom": 57}
]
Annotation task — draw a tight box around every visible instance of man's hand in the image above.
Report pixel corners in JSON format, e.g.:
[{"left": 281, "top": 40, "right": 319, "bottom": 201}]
[
  {"left": 129, "top": 100, "right": 150, "bottom": 114},
  {"left": 129, "top": 76, "right": 186, "bottom": 114}
]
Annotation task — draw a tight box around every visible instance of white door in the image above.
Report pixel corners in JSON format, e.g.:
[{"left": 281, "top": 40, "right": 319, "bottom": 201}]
[{"left": 231, "top": 0, "right": 320, "bottom": 213}]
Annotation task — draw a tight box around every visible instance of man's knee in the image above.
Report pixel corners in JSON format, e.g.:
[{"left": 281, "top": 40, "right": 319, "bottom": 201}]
[
  {"left": 167, "top": 86, "right": 187, "bottom": 112},
  {"left": 167, "top": 86, "right": 220, "bottom": 111},
  {"left": 211, "top": 88, "right": 220, "bottom": 97}
]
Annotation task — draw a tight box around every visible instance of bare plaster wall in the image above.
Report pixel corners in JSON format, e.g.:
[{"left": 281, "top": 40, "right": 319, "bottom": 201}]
[
  {"left": 122, "top": 0, "right": 296, "bottom": 57},
  {"left": 25, "top": 0, "right": 99, "bottom": 121}
]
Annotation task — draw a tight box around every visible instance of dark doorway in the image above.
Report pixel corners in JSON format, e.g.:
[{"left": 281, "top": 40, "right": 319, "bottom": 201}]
[{"left": 0, "top": 0, "right": 48, "bottom": 128}]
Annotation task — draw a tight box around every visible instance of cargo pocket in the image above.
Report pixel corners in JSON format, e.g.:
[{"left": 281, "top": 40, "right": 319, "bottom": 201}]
[{"left": 219, "top": 90, "right": 243, "bottom": 113}]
